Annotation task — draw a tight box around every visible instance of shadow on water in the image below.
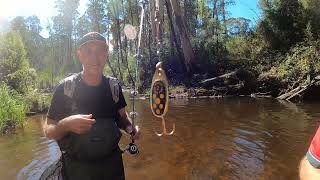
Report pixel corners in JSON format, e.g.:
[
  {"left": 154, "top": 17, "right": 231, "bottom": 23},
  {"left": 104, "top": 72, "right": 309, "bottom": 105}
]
[{"left": 4, "top": 97, "right": 320, "bottom": 179}]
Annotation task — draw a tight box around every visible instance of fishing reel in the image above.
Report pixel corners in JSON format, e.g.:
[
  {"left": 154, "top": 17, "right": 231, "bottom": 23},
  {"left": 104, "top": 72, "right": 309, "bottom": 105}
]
[
  {"left": 122, "top": 142, "right": 139, "bottom": 156},
  {"left": 126, "top": 142, "right": 139, "bottom": 155},
  {"left": 124, "top": 130, "right": 139, "bottom": 156},
  {"left": 123, "top": 123, "right": 140, "bottom": 156}
]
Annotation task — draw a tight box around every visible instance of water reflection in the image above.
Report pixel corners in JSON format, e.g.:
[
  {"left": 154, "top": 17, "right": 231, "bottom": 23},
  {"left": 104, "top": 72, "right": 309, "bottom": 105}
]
[{"left": 5, "top": 97, "right": 320, "bottom": 179}]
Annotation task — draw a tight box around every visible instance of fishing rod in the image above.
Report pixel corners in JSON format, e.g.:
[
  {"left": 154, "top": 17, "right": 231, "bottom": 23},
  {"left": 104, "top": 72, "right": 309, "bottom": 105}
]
[
  {"left": 124, "top": 0, "right": 175, "bottom": 141},
  {"left": 122, "top": 0, "right": 148, "bottom": 156}
]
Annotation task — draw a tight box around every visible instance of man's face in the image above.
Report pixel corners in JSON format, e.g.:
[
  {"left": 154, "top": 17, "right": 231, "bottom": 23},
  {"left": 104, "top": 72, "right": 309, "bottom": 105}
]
[{"left": 77, "top": 41, "right": 108, "bottom": 75}]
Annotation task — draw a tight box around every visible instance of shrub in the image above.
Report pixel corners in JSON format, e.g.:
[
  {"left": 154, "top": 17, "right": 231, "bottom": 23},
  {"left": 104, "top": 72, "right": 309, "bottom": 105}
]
[{"left": 0, "top": 84, "right": 28, "bottom": 133}]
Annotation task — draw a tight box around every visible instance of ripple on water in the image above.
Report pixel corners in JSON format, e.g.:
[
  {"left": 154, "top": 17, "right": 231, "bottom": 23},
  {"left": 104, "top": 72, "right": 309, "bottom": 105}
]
[
  {"left": 17, "top": 138, "right": 60, "bottom": 180},
  {"left": 12, "top": 98, "right": 320, "bottom": 180}
]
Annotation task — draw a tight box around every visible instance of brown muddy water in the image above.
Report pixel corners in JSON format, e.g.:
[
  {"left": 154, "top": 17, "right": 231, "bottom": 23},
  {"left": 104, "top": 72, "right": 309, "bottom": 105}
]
[{"left": 3, "top": 97, "right": 320, "bottom": 180}]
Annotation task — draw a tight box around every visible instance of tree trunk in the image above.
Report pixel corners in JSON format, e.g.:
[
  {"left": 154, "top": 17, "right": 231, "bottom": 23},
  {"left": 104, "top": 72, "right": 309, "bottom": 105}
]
[
  {"left": 169, "top": 0, "right": 195, "bottom": 75},
  {"left": 117, "top": 42, "right": 123, "bottom": 83},
  {"left": 146, "top": 5, "right": 154, "bottom": 69},
  {"left": 164, "top": 0, "right": 186, "bottom": 74},
  {"left": 93, "top": 7, "right": 100, "bottom": 33},
  {"left": 107, "top": 57, "right": 117, "bottom": 78},
  {"left": 116, "top": 19, "right": 125, "bottom": 64},
  {"left": 213, "top": 0, "right": 219, "bottom": 58},
  {"left": 221, "top": 0, "right": 227, "bottom": 35},
  {"left": 106, "top": 23, "right": 117, "bottom": 78}
]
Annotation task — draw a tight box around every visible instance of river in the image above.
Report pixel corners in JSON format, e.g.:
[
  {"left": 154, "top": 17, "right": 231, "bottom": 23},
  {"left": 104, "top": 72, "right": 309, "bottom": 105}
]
[{"left": 2, "top": 97, "right": 319, "bottom": 179}]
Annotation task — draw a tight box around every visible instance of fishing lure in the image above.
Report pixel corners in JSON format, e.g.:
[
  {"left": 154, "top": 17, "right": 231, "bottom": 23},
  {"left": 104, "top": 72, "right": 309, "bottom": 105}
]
[{"left": 150, "top": 62, "right": 175, "bottom": 136}]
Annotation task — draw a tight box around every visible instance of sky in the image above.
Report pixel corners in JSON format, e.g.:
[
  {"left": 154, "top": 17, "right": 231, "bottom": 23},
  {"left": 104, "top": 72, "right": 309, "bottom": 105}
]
[
  {"left": 229, "top": 0, "right": 262, "bottom": 25},
  {"left": 0, "top": 0, "right": 261, "bottom": 38},
  {"left": 0, "top": 0, "right": 88, "bottom": 37}
]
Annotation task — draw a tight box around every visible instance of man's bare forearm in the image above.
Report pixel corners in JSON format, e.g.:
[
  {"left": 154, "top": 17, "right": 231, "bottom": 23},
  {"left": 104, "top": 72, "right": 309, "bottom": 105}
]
[
  {"left": 43, "top": 117, "right": 68, "bottom": 140},
  {"left": 117, "top": 108, "right": 133, "bottom": 132},
  {"left": 118, "top": 113, "right": 132, "bottom": 130},
  {"left": 300, "top": 156, "right": 320, "bottom": 180}
]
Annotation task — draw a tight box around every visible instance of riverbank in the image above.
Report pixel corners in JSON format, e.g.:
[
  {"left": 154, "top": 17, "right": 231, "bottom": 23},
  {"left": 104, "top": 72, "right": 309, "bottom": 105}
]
[
  {"left": 26, "top": 92, "right": 51, "bottom": 116},
  {"left": 140, "top": 69, "right": 320, "bottom": 101},
  {"left": 2, "top": 70, "right": 319, "bottom": 135},
  {"left": 139, "top": 85, "right": 273, "bottom": 100},
  {"left": 0, "top": 84, "right": 51, "bottom": 134},
  {"left": 138, "top": 69, "right": 277, "bottom": 99}
]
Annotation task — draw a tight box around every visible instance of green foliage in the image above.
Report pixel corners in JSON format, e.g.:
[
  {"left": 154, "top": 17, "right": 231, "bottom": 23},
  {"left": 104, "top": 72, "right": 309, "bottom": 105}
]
[
  {"left": 225, "top": 36, "right": 256, "bottom": 69},
  {"left": 25, "top": 91, "right": 52, "bottom": 113},
  {"left": 227, "top": 18, "right": 251, "bottom": 36},
  {"left": 10, "top": 16, "right": 46, "bottom": 70},
  {"left": 227, "top": 0, "right": 320, "bottom": 91},
  {"left": 300, "top": 0, "right": 320, "bottom": 38},
  {"left": 105, "top": 52, "right": 137, "bottom": 86},
  {"left": 269, "top": 41, "right": 320, "bottom": 87},
  {"left": 37, "top": 71, "right": 54, "bottom": 90},
  {"left": 0, "top": 84, "right": 28, "bottom": 133},
  {"left": 226, "top": 36, "right": 249, "bottom": 58},
  {"left": 87, "top": 0, "right": 108, "bottom": 33},
  {"left": 0, "top": 31, "right": 37, "bottom": 94},
  {"left": 124, "top": 54, "right": 137, "bottom": 84},
  {"left": 257, "top": 0, "right": 306, "bottom": 51}
]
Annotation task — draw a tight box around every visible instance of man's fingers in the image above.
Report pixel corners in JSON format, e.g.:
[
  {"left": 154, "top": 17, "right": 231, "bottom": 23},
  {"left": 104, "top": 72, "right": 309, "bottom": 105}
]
[
  {"left": 78, "top": 114, "right": 95, "bottom": 124},
  {"left": 80, "top": 118, "right": 96, "bottom": 124},
  {"left": 80, "top": 114, "right": 93, "bottom": 118},
  {"left": 131, "top": 126, "right": 141, "bottom": 140},
  {"left": 77, "top": 124, "right": 93, "bottom": 134},
  {"left": 81, "top": 123, "right": 93, "bottom": 130}
]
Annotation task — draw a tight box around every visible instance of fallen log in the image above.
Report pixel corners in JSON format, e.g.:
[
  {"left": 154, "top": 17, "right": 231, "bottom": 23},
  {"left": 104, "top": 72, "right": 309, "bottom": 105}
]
[
  {"left": 277, "top": 80, "right": 316, "bottom": 101},
  {"left": 201, "top": 70, "right": 238, "bottom": 84},
  {"left": 277, "top": 86, "right": 304, "bottom": 100}
]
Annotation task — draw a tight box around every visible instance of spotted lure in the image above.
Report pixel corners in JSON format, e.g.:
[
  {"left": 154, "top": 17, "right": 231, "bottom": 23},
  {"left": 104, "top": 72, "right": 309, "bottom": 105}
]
[{"left": 150, "top": 62, "right": 175, "bottom": 136}]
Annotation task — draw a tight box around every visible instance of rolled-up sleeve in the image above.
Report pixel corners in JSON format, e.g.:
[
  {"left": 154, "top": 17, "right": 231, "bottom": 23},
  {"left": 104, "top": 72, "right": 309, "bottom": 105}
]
[
  {"left": 47, "top": 83, "right": 66, "bottom": 121},
  {"left": 115, "top": 84, "right": 127, "bottom": 111},
  {"left": 307, "top": 126, "right": 320, "bottom": 168}
]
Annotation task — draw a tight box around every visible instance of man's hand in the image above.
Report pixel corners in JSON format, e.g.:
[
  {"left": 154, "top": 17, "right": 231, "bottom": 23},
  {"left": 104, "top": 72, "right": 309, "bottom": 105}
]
[
  {"left": 126, "top": 125, "right": 141, "bottom": 140},
  {"left": 118, "top": 107, "right": 141, "bottom": 140},
  {"left": 61, "top": 114, "right": 96, "bottom": 134}
]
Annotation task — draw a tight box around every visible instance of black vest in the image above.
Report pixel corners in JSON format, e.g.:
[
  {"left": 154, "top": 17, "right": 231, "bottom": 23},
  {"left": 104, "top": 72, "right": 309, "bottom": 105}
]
[{"left": 59, "top": 74, "right": 122, "bottom": 161}]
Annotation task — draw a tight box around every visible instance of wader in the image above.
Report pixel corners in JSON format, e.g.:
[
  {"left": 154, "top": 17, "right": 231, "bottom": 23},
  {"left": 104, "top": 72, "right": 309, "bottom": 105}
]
[{"left": 59, "top": 74, "right": 125, "bottom": 180}]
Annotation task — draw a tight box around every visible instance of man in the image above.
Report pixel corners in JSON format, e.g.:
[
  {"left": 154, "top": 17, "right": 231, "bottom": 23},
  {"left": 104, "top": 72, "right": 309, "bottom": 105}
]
[
  {"left": 300, "top": 126, "right": 320, "bottom": 180},
  {"left": 43, "top": 32, "right": 140, "bottom": 180}
]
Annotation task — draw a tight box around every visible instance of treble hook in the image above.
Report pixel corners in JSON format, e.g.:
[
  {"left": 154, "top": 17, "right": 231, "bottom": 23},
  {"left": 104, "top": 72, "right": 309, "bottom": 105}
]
[{"left": 155, "top": 117, "right": 175, "bottom": 136}]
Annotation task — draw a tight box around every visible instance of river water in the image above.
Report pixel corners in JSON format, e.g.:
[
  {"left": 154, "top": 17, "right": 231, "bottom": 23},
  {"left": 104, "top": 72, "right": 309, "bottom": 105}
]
[{"left": 2, "top": 97, "right": 319, "bottom": 180}]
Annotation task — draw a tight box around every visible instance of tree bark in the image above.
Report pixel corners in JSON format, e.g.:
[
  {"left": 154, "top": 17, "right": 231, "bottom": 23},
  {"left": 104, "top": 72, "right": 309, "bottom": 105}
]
[
  {"left": 93, "top": 3, "right": 101, "bottom": 33},
  {"left": 221, "top": 0, "right": 227, "bottom": 35},
  {"left": 149, "top": 0, "right": 157, "bottom": 43},
  {"left": 116, "top": 19, "right": 125, "bottom": 65},
  {"left": 116, "top": 41, "right": 123, "bottom": 83},
  {"left": 169, "top": 0, "right": 195, "bottom": 75},
  {"left": 164, "top": 0, "right": 186, "bottom": 73},
  {"left": 106, "top": 23, "right": 117, "bottom": 78}
]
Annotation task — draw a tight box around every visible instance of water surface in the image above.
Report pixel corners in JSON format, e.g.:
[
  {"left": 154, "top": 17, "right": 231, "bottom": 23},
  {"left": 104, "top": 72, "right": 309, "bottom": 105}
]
[{"left": 7, "top": 97, "right": 320, "bottom": 179}]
